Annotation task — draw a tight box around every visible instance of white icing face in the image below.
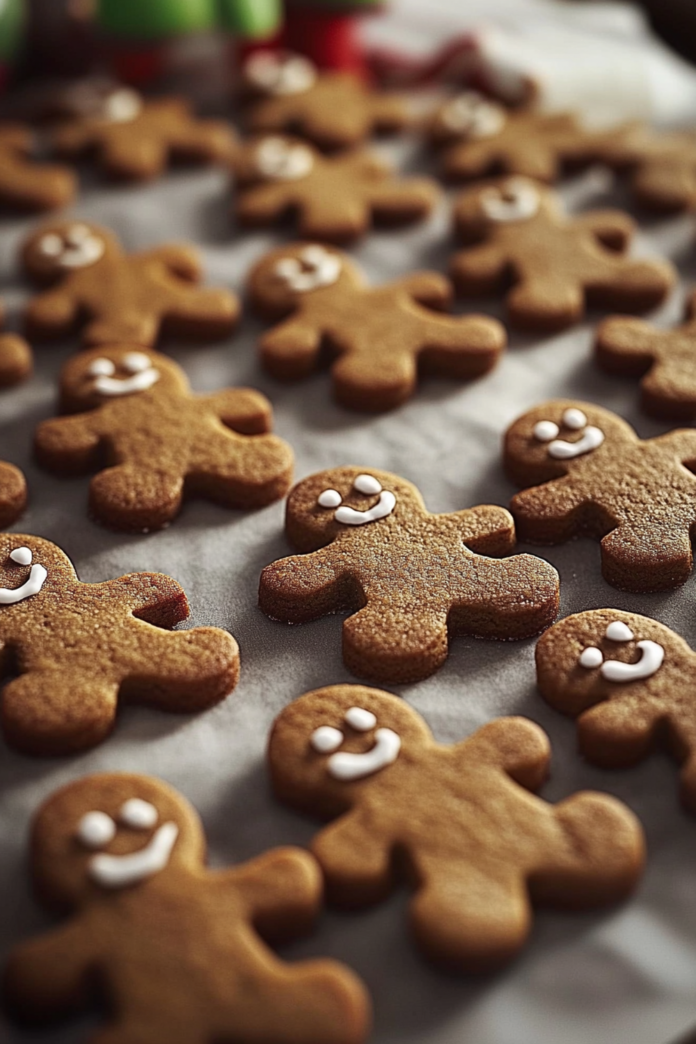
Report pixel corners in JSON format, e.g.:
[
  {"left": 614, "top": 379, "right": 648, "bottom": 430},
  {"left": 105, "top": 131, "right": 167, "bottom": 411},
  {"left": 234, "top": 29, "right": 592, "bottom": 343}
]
[
  {"left": 274, "top": 245, "right": 341, "bottom": 293},
  {"left": 245, "top": 51, "right": 316, "bottom": 96},
  {"left": 38, "top": 223, "right": 105, "bottom": 269},
  {"left": 310, "top": 706, "right": 401, "bottom": 781},
  {"left": 102, "top": 87, "right": 142, "bottom": 123},
  {"left": 578, "top": 620, "right": 665, "bottom": 683},
  {"left": 87, "top": 352, "right": 160, "bottom": 397},
  {"left": 0, "top": 547, "right": 48, "bottom": 606},
  {"left": 76, "top": 799, "right": 178, "bottom": 889},
  {"left": 255, "top": 137, "right": 314, "bottom": 180},
  {"left": 532, "top": 407, "right": 604, "bottom": 460},
  {"left": 316, "top": 474, "right": 396, "bottom": 526},
  {"left": 440, "top": 91, "right": 506, "bottom": 138},
  {"left": 480, "top": 178, "right": 540, "bottom": 222}
]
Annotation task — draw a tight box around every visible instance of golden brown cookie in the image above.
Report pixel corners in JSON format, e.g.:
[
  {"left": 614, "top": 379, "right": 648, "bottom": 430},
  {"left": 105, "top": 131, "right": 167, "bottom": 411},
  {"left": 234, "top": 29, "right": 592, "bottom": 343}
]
[
  {"left": 248, "top": 242, "right": 505, "bottom": 411},
  {"left": 536, "top": 609, "right": 696, "bottom": 813},
  {"left": 259, "top": 466, "right": 559, "bottom": 683},
  {"left": 35, "top": 345, "right": 294, "bottom": 531},
  {"left": 0, "top": 123, "right": 76, "bottom": 212},
  {"left": 450, "top": 176, "right": 675, "bottom": 330},
  {"left": 0, "top": 534, "right": 239, "bottom": 755},
  {"left": 233, "top": 135, "right": 438, "bottom": 243},
  {"left": 268, "top": 685, "right": 645, "bottom": 972},
  {"left": 21, "top": 219, "right": 239, "bottom": 348},
  {"left": 51, "top": 87, "right": 236, "bottom": 181},
  {"left": 4, "top": 773, "right": 371, "bottom": 1044},
  {"left": 0, "top": 462, "right": 27, "bottom": 527},
  {"left": 505, "top": 399, "right": 696, "bottom": 591},
  {"left": 242, "top": 50, "right": 409, "bottom": 151},
  {"left": 429, "top": 93, "right": 598, "bottom": 183},
  {"left": 595, "top": 291, "right": 696, "bottom": 420}
]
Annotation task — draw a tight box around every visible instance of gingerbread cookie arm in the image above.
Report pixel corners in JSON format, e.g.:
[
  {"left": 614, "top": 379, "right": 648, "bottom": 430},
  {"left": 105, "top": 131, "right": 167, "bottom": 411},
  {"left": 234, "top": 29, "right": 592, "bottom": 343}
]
[
  {"left": 465, "top": 716, "right": 550, "bottom": 791},
  {"left": 259, "top": 317, "right": 323, "bottom": 380},
  {"left": 510, "top": 478, "right": 593, "bottom": 544},
  {"left": 595, "top": 316, "right": 668, "bottom": 376},
  {"left": 570, "top": 209, "right": 635, "bottom": 252},
  {"left": 449, "top": 553, "right": 560, "bottom": 642},
  {"left": 259, "top": 548, "right": 346, "bottom": 624},
  {"left": 4, "top": 919, "right": 95, "bottom": 1023},
  {"left": 449, "top": 504, "right": 517, "bottom": 556},
  {"left": 227, "top": 847, "right": 321, "bottom": 942},
  {"left": 236, "top": 182, "right": 292, "bottom": 227},
  {"left": 160, "top": 284, "right": 240, "bottom": 340},
  {"left": 599, "top": 524, "right": 693, "bottom": 591},
  {"left": 443, "top": 139, "right": 559, "bottom": 183},
  {"left": 166, "top": 116, "right": 237, "bottom": 164},
  {"left": 35, "top": 413, "right": 104, "bottom": 474},
  {"left": 396, "top": 271, "right": 452, "bottom": 311},
  {"left": 0, "top": 334, "right": 32, "bottom": 387},
  {"left": 312, "top": 811, "right": 394, "bottom": 906},
  {"left": 105, "top": 572, "right": 189, "bottom": 625},
  {"left": 24, "top": 287, "right": 80, "bottom": 341},
  {"left": 363, "top": 176, "right": 438, "bottom": 226},
  {"left": 575, "top": 696, "right": 663, "bottom": 768},
  {"left": 0, "top": 126, "right": 76, "bottom": 211},
  {"left": 92, "top": 128, "right": 169, "bottom": 181},
  {"left": 139, "top": 243, "right": 203, "bottom": 283},
  {"left": 632, "top": 157, "right": 696, "bottom": 213},
  {"left": 204, "top": 387, "right": 273, "bottom": 434}
]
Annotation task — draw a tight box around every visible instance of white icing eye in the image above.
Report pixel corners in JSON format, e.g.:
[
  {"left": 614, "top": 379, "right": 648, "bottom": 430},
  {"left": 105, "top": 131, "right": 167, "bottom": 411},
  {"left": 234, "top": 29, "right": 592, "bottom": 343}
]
[
  {"left": 88, "top": 358, "right": 116, "bottom": 377},
  {"left": 255, "top": 138, "right": 314, "bottom": 180},
  {"left": 39, "top": 233, "right": 63, "bottom": 257},
  {"left": 562, "top": 408, "right": 587, "bottom": 430},
  {"left": 104, "top": 88, "right": 142, "bottom": 122},
  {"left": 533, "top": 420, "right": 560, "bottom": 443},
  {"left": 606, "top": 621, "right": 634, "bottom": 642},
  {"left": 119, "top": 798, "right": 158, "bottom": 829},
  {"left": 318, "top": 489, "right": 342, "bottom": 508},
  {"left": 9, "top": 547, "right": 32, "bottom": 566},
  {"left": 353, "top": 474, "right": 382, "bottom": 496},
  {"left": 77, "top": 810, "right": 116, "bottom": 849},
  {"left": 580, "top": 646, "right": 603, "bottom": 669},
  {"left": 345, "top": 707, "right": 377, "bottom": 731},
  {"left": 441, "top": 92, "right": 506, "bottom": 138},
  {"left": 311, "top": 725, "right": 344, "bottom": 753},
  {"left": 123, "top": 352, "right": 151, "bottom": 374},
  {"left": 480, "top": 178, "right": 540, "bottom": 222},
  {"left": 274, "top": 246, "right": 341, "bottom": 293}
]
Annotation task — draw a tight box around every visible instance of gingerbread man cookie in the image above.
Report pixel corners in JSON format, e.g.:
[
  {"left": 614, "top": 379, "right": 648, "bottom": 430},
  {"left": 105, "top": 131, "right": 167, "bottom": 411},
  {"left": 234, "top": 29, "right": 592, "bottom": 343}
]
[
  {"left": 450, "top": 176, "right": 675, "bottom": 331},
  {"left": 505, "top": 399, "right": 696, "bottom": 591},
  {"left": 233, "top": 135, "right": 438, "bottom": 243},
  {"left": 595, "top": 291, "right": 696, "bottom": 420},
  {"left": 35, "top": 345, "right": 294, "bottom": 531},
  {"left": 242, "top": 50, "right": 409, "bottom": 151},
  {"left": 51, "top": 87, "right": 236, "bottom": 181},
  {"left": 248, "top": 243, "right": 505, "bottom": 411},
  {"left": 259, "top": 466, "right": 559, "bottom": 683},
  {"left": 21, "top": 220, "right": 239, "bottom": 348},
  {"left": 429, "top": 93, "right": 597, "bottom": 183},
  {"left": 597, "top": 124, "right": 696, "bottom": 213},
  {"left": 268, "top": 685, "right": 645, "bottom": 972},
  {"left": 5, "top": 773, "right": 370, "bottom": 1044},
  {"left": 536, "top": 609, "right": 696, "bottom": 814},
  {"left": 0, "top": 123, "right": 76, "bottom": 212},
  {"left": 0, "top": 534, "right": 239, "bottom": 755}
]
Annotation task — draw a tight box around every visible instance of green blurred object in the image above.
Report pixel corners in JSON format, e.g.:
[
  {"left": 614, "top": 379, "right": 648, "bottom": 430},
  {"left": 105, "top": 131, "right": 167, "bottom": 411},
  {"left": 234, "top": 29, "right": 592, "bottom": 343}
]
[
  {"left": 218, "top": 0, "right": 281, "bottom": 35},
  {"left": 0, "top": 0, "right": 25, "bottom": 63},
  {"left": 97, "top": 0, "right": 281, "bottom": 39}
]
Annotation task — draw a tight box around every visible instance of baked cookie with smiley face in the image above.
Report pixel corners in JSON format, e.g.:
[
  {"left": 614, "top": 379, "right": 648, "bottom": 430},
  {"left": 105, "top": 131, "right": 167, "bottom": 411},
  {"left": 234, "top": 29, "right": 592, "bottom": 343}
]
[
  {"left": 241, "top": 51, "right": 409, "bottom": 151},
  {"left": 4, "top": 773, "right": 370, "bottom": 1044},
  {"left": 536, "top": 609, "right": 696, "bottom": 813},
  {"left": 233, "top": 135, "right": 438, "bottom": 243},
  {"left": 0, "top": 534, "right": 239, "bottom": 756},
  {"left": 248, "top": 242, "right": 506, "bottom": 411},
  {"left": 268, "top": 685, "right": 645, "bottom": 972},
  {"left": 21, "top": 220, "right": 239, "bottom": 348},
  {"left": 504, "top": 400, "right": 696, "bottom": 591},
  {"left": 450, "top": 176, "right": 675, "bottom": 331},
  {"left": 429, "top": 93, "right": 598, "bottom": 183},
  {"left": 51, "top": 86, "right": 236, "bottom": 181},
  {"left": 34, "top": 345, "right": 294, "bottom": 531},
  {"left": 259, "top": 466, "right": 560, "bottom": 683}
]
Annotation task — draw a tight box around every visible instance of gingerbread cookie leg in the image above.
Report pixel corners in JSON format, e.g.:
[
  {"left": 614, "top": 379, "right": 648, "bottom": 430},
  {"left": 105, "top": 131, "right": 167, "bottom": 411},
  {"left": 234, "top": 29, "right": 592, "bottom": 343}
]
[
  {"left": 331, "top": 348, "right": 418, "bottom": 412},
  {"left": 342, "top": 603, "right": 450, "bottom": 683},
  {"left": 633, "top": 161, "right": 696, "bottom": 213},
  {"left": 0, "top": 334, "right": 32, "bottom": 387},
  {"left": 259, "top": 549, "right": 345, "bottom": 621},
  {"left": 162, "top": 287, "right": 240, "bottom": 341},
  {"left": 98, "top": 131, "right": 168, "bottom": 182},
  {"left": 449, "top": 244, "right": 507, "bottom": 297},
  {"left": 510, "top": 480, "right": 589, "bottom": 544},
  {"left": 574, "top": 695, "right": 662, "bottom": 768},
  {"left": 188, "top": 436, "right": 294, "bottom": 510},
  {"left": 297, "top": 195, "right": 369, "bottom": 243},
  {"left": 418, "top": 315, "right": 506, "bottom": 380},
  {"left": 600, "top": 523, "right": 693, "bottom": 591},
  {"left": 24, "top": 289, "right": 80, "bottom": 341},
  {"left": 596, "top": 316, "right": 668, "bottom": 375},
  {"left": 311, "top": 812, "right": 392, "bottom": 907},
  {"left": 507, "top": 276, "right": 584, "bottom": 331},
  {"left": 235, "top": 183, "right": 289, "bottom": 228},
  {"left": 83, "top": 312, "right": 160, "bottom": 349},
  {"left": 34, "top": 414, "right": 102, "bottom": 474},
  {"left": 260, "top": 319, "right": 323, "bottom": 380},
  {"left": 586, "top": 259, "right": 675, "bottom": 314},
  {"left": 89, "top": 463, "right": 184, "bottom": 531},
  {"left": 4, "top": 922, "right": 91, "bottom": 1024},
  {"left": 365, "top": 180, "right": 438, "bottom": 228}
]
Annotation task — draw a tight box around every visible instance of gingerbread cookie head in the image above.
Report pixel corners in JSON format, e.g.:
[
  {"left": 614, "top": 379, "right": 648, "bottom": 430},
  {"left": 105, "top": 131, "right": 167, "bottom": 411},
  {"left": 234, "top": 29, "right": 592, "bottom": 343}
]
[
  {"left": 268, "top": 686, "right": 429, "bottom": 818},
  {"left": 0, "top": 534, "right": 76, "bottom": 605},
  {"left": 248, "top": 242, "right": 356, "bottom": 315},
  {"left": 56, "top": 345, "right": 186, "bottom": 413},
  {"left": 243, "top": 50, "right": 317, "bottom": 99},
  {"left": 284, "top": 467, "right": 421, "bottom": 553},
  {"left": 504, "top": 400, "right": 635, "bottom": 487},
  {"left": 430, "top": 91, "right": 508, "bottom": 145},
  {"left": 52, "top": 80, "right": 143, "bottom": 123},
  {"left": 22, "top": 221, "right": 117, "bottom": 283},
  {"left": 30, "top": 774, "right": 203, "bottom": 911},
  {"left": 454, "top": 175, "right": 549, "bottom": 241},
  {"left": 234, "top": 134, "right": 316, "bottom": 186}
]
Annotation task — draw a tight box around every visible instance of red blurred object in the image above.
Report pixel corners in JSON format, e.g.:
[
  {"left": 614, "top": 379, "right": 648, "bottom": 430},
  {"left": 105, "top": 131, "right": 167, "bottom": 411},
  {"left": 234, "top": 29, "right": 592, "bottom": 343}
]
[
  {"left": 282, "top": 9, "right": 365, "bottom": 75},
  {"left": 105, "top": 41, "right": 168, "bottom": 86}
]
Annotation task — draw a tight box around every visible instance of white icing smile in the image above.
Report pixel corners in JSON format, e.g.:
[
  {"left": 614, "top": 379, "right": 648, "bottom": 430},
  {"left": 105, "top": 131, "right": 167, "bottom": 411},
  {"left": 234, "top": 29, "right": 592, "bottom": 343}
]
[
  {"left": 245, "top": 51, "right": 316, "bottom": 96},
  {"left": 0, "top": 548, "right": 48, "bottom": 605},
  {"left": 481, "top": 177, "right": 540, "bottom": 222},
  {"left": 87, "top": 351, "right": 160, "bottom": 396},
  {"left": 255, "top": 137, "right": 314, "bottom": 180},
  {"left": 274, "top": 245, "right": 341, "bottom": 292},
  {"left": 39, "top": 223, "right": 105, "bottom": 269},
  {"left": 310, "top": 706, "right": 401, "bottom": 781},
  {"left": 317, "top": 474, "right": 396, "bottom": 526},
  {"left": 579, "top": 620, "right": 665, "bottom": 682},
  {"left": 76, "top": 799, "right": 178, "bottom": 889},
  {"left": 441, "top": 91, "right": 506, "bottom": 138},
  {"left": 533, "top": 408, "right": 604, "bottom": 460}
]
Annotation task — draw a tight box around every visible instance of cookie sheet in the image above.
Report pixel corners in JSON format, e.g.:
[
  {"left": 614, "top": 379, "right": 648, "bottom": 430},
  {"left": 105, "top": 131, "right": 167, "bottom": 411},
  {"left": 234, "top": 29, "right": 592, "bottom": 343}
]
[{"left": 2, "top": 4, "right": 696, "bottom": 1044}]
